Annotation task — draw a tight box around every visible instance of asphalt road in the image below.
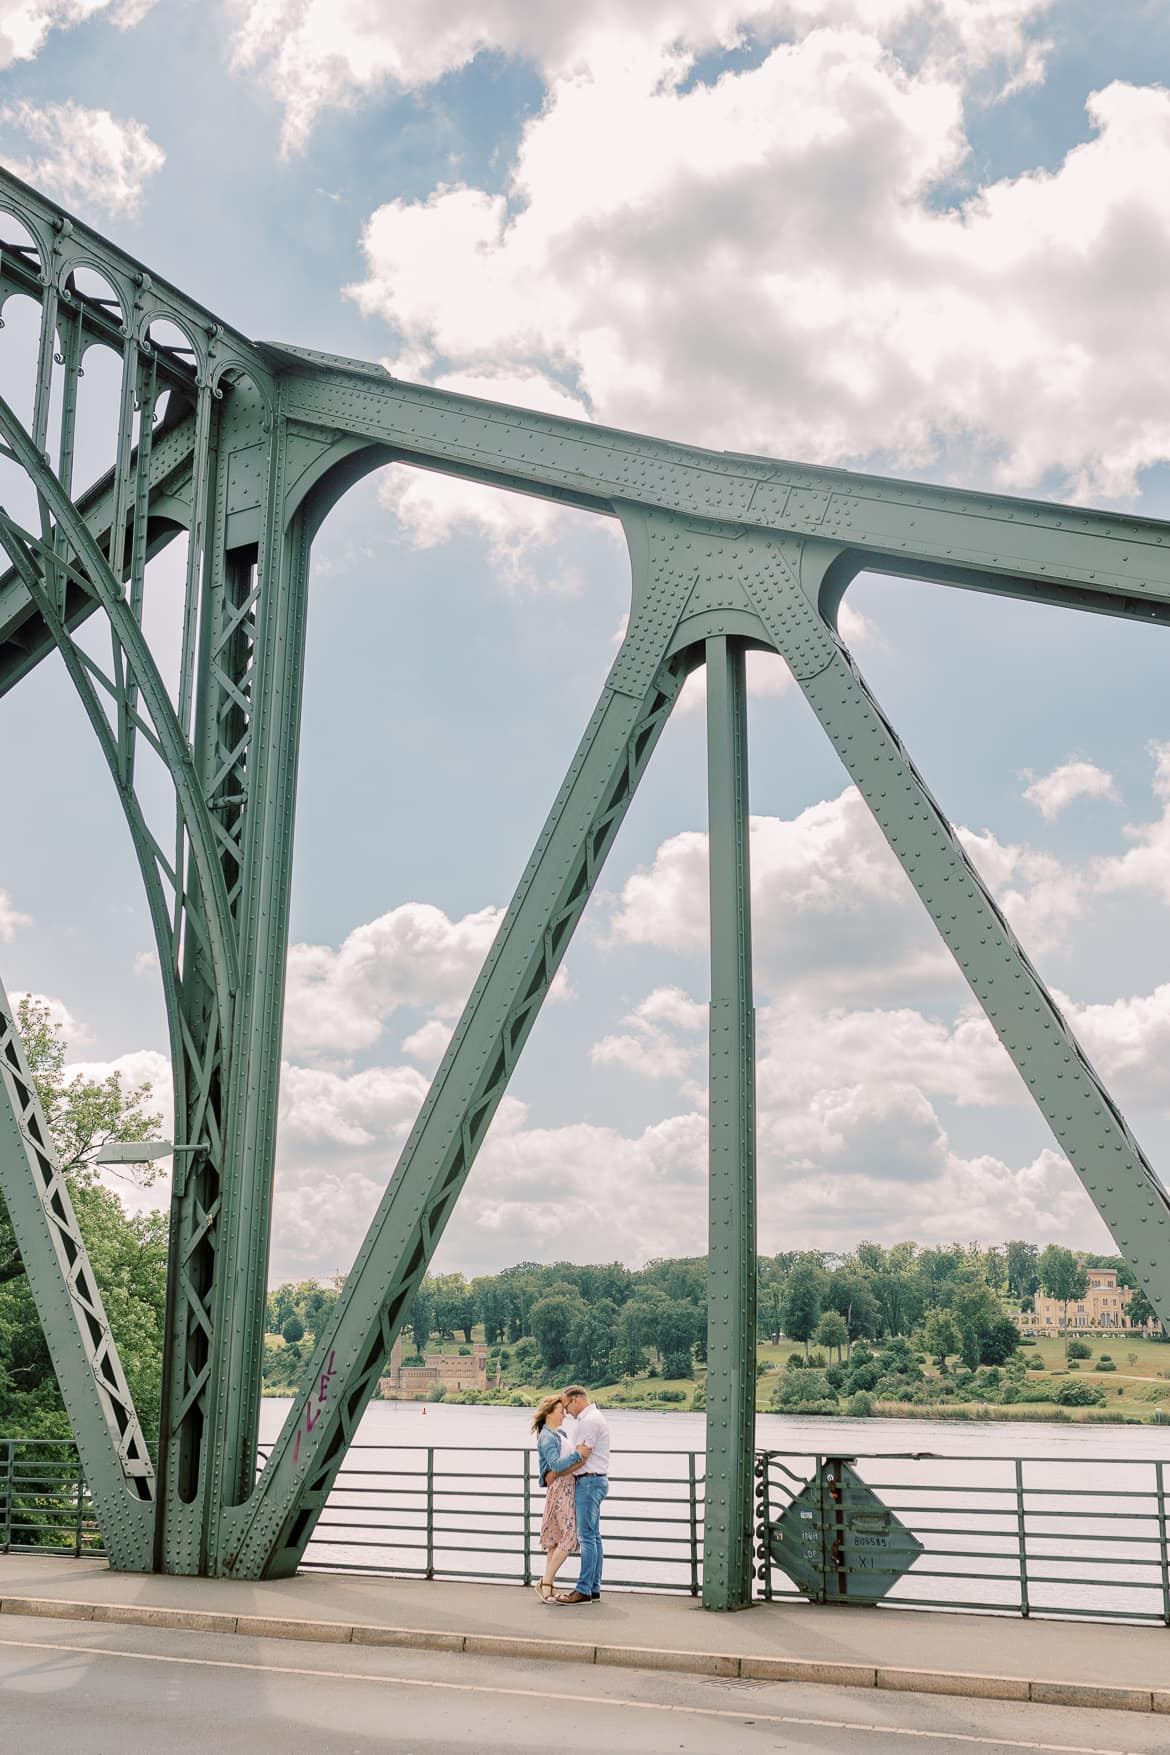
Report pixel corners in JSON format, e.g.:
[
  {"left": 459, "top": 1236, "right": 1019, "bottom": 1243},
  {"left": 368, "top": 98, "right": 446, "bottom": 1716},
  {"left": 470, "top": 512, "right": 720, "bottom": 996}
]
[{"left": 0, "top": 1620, "right": 1164, "bottom": 1755}]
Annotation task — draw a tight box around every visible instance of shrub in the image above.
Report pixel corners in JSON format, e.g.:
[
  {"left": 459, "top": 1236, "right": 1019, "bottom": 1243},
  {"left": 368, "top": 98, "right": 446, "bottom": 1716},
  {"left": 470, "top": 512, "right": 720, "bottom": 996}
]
[
  {"left": 772, "top": 1371, "right": 838, "bottom": 1410},
  {"left": 1067, "top": 1361, "right": 1080, "bottom": 1370},
  {"left": 806, "top": 1350, "right": 828, "bottom": 1369},
  {"left": 846, "top": 1390, "right": 874, "bottom": 1417},
  {"left": 1095, "top": 1360, "right": 1117, "bottom": 1372},
  {"left": 1052, "top": 1379, "right": 1105, "bottom": 1407},
  {"left": 1067, "top": 1339, "right": 1092, "bottom": 1360},
  {"left": 1026, "top": 1355, "right": 1045, "bottom": 1370},
  {"left": 691, "top": 1382, "right": 707, "bottom": 1410},
  {"left": 458, "top": 1345, "right": 472, "bottom": 1355},
  {"left": 656, "top": 1389, "right": 687, "bottom": 1403},
  {"left": 1018, "top": 1337, "right": 1036, "bottom": 1347},
  {"left": 663, "top": 1350, "right": 694, "bottom": 1379}
]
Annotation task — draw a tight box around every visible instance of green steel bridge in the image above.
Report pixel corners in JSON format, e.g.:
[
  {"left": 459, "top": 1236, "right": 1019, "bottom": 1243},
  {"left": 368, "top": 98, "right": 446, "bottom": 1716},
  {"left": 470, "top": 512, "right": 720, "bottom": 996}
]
[{"left": 1, "top": 165, "right": 1168, "bottom": 1608}]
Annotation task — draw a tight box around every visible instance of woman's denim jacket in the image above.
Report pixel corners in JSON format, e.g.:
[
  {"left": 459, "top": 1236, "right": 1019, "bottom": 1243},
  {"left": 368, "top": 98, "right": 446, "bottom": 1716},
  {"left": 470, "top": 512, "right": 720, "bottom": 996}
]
[{"left": 537, "top": 1425, "right": 583, "bottom": 1486}]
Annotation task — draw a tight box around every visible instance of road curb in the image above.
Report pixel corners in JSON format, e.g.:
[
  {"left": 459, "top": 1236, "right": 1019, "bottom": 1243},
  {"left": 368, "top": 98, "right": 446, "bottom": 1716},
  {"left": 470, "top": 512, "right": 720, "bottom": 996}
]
[{"left": 0, "top": 1594, "right": 1163, "bottom": 1713}]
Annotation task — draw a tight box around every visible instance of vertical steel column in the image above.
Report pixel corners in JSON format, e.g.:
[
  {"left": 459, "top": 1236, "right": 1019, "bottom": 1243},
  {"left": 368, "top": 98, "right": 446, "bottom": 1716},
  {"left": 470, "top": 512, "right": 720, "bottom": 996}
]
[{"left": 702, "top": 634, "right": 757, "bottom": 1611}]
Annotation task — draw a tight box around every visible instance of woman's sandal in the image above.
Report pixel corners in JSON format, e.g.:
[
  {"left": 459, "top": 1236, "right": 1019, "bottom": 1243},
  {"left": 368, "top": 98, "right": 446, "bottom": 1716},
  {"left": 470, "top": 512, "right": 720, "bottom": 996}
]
[{"left": 533, "top": 1580, "right": 555, "bottom": 1602}]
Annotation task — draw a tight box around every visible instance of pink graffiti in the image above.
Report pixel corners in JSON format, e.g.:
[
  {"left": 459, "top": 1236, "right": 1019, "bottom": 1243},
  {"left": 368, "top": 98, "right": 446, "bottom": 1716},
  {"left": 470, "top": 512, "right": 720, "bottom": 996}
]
[{"left": 292, "top": 1350, "right": 337, "bottom": 1464}]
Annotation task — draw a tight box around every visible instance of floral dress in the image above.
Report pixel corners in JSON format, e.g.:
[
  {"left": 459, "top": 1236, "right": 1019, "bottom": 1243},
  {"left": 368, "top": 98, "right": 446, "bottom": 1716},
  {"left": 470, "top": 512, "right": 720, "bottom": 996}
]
[{"left": 537, "top": 1425, "right": 580, "bottom": 1554}]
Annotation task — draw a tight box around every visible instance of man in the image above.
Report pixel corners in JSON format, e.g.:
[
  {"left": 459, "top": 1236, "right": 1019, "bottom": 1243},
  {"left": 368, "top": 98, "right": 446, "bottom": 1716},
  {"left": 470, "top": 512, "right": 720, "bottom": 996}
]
[{"left": 555, "top": 1384, "right": 610, "bottom": 1604}]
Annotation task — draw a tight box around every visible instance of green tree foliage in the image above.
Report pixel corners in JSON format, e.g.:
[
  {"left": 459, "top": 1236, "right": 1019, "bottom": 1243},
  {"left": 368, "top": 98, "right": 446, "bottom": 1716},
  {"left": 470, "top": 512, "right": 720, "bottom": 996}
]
[
  {"left": 1038, "top": 1245, "right": 1089, "bottom": 1349},
  {"left": 1006, "top": 1240, "right": 1039, "bottom": 1302},
  {"left": 529, "top": 1291, "right": 588, "bottom": 1373},
  {"left": 781, "top": 1257, "right": 824, "bottom": 1359},
  {"left": 922, "top": 1309, "right": 960, "bottom": 1371},
  {"left": 813, "top": 1309, "right": 848, "bottom": 1363}
]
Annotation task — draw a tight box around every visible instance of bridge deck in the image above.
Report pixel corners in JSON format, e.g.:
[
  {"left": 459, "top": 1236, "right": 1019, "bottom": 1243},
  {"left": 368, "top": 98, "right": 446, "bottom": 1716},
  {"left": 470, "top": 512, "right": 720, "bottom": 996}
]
[{"left": 0, "top": 1553, "right": 1163, "bottom": 1713}]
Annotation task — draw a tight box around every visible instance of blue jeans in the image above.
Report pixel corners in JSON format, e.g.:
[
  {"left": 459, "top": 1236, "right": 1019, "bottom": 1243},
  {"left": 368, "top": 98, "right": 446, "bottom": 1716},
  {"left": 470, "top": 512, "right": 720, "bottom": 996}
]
[{"left": 574, "top": 1474, "right": 609, "bottom": 1596}]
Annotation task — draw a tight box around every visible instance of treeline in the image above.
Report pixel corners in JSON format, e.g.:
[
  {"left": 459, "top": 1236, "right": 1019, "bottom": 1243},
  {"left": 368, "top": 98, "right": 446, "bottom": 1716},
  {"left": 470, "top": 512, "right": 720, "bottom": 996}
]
[{"left": 264, "top": 1239, "right": 1156, "bottom": 1392}]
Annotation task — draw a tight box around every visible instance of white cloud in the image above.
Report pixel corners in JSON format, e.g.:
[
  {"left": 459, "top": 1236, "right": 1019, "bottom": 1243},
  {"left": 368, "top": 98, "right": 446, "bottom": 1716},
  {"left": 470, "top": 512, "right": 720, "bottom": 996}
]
[
  {"left": 400, "top": 1017, "right": 454, "bottom": 1069},
  {"left": 1096, "top": 742, "right": 1170, "bottom": 905},
  {"left": 607, "top": 786, "right": 1083, "bottom": 1002},
  {"left": 231, "top": 0, "right": 1050, "bottom": 153},
  {"left": 279, "top": 1060, "right": 430, "bottom": 1148},
  {"left": 0, "top": 100, "right": 164, "bottom": 216},
  {"left": 0, "top": 888, "right": 30, "bottom": 941},
  {"left": 283, "top": 901, "right": 504, "bottom": 1060},
  {"left": 1024, "top": 759, "right": 1119, "bottom": 820},
  {"left": 0, "top": 0, "right": 153, "bottom": 69},
  {"left": 591, "top": 984, "right": 707, "bottom": 1092},
  {"left": 332, "top": 18, "right": 1170, "bottom": 505}
]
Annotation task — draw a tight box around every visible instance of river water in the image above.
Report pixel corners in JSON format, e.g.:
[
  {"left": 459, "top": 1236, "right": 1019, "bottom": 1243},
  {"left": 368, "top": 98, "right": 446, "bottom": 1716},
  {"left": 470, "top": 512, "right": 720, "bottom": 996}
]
[{"left": 258, "top": 1401, "right": 1170, "bottom": 1621}]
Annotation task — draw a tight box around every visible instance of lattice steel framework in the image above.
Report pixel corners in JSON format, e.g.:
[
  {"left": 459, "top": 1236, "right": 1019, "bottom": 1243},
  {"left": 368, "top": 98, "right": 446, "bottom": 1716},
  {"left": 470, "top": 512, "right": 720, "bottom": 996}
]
[{"left": 1, "top": 167, "right": 1168, "bottom": 1604}]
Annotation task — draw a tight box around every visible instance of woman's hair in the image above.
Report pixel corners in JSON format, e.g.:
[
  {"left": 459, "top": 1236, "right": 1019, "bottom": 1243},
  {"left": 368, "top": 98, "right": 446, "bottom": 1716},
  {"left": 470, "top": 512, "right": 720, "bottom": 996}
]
[{"left": 531, "top": 1392, "right": 562, "bottom": 1434}]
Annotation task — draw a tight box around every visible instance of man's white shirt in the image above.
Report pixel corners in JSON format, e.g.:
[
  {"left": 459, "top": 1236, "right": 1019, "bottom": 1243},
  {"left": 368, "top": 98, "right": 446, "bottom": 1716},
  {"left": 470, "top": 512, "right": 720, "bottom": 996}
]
[{"left": 568, "top": 1402, "right": 610, "bottom": 1475}]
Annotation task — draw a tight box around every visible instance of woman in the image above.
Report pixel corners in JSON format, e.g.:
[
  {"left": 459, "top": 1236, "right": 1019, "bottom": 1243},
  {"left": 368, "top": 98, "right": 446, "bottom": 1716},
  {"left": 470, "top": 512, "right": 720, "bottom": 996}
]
[{"left": 531, "top": 1392, "right": 592, "bottom": 1602}]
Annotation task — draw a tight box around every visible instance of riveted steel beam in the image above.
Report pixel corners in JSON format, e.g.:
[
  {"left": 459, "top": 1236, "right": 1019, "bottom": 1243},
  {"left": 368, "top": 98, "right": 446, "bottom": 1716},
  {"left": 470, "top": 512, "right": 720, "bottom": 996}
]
[
  {"left": 702, "top": 634, "right": 757, "bottom": 1612},
  {"left": 0, "top": 978, "right": 155, "bottom": 1567},
  {"left": 741, "top": 541, "right": 1170, "bottom": 1327}
]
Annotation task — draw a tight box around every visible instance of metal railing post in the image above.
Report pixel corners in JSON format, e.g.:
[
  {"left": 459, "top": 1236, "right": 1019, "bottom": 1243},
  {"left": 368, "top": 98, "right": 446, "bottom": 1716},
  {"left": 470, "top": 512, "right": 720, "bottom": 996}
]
[
  {"left": 74, "top": 1452, "right": 86, "bottom": 1556},
  {"left": 1156, "top": 1462, "right": 1169, "bottom": 1626},
  {"left": 754, "top": 1452, "right": 772, "bottom": 1602},
  {"left": 522, "top": 1450, "right": 532, "bottom": 1586},
  {"left": 1014, "top": 1459, "right": 1029, "bottom": 1618},
  {"left": 2, "top": 1439, "right": 12, "bottom": 1552},
  {"left": 688, "top": 1452, "right": 700, "bottom": 1597},
  {"left": 425, "top": 1447, "right": 435, "bottom": 1580}
]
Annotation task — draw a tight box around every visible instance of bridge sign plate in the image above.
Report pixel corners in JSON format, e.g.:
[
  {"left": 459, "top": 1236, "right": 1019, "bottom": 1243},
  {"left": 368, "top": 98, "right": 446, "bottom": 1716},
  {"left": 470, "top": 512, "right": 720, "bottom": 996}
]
[{"left": 767, "top": 1459, "right": 923, "bottom": 1603}]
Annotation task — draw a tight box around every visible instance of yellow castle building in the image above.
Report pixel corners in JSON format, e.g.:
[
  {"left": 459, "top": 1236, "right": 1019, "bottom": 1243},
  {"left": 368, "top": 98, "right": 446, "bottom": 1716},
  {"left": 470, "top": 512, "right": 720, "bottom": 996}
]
[{"left": 1013, "top": 1267, "right": 1153, "bottom": 1335}]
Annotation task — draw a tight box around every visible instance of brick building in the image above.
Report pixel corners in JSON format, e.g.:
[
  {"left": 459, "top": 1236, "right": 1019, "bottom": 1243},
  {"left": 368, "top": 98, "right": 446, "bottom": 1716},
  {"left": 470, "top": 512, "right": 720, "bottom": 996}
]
[{"left": 378, "top": 1333, "right": 493, "bottom": 1398}]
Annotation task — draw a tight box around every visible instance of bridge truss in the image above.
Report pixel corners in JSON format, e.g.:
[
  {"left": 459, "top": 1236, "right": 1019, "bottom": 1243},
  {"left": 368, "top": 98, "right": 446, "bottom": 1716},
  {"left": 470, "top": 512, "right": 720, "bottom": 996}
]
[{"left": 1, "top": 166, "right": 1168, "bottom": 1604}]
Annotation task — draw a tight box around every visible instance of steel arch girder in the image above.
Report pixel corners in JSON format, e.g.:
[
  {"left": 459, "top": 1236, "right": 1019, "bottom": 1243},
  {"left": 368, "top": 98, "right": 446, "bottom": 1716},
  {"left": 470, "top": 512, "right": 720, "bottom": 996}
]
[
  {"left": 738, "top": 542, "right": 1170, "bottom": 1321},
  {"left": 0, "top": 979, "right": 155, "bottom": 1567},
  {"left": 282, "top": 367, "right": 1170, "bottom": 619}
]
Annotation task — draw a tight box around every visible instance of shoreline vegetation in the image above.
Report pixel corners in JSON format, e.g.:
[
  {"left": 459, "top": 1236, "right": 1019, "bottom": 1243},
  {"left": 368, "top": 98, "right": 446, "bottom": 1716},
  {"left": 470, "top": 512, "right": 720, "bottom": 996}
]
[{"left": 263, "top": 1243, "right": 1170, "bottom": 1428}]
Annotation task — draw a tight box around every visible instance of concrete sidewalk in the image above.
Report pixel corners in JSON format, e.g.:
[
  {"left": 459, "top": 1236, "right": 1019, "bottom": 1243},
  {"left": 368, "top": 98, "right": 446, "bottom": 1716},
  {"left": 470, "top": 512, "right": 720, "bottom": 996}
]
[{"left": 1, "top": 1554, "right": 1167, "bottom": 1714}]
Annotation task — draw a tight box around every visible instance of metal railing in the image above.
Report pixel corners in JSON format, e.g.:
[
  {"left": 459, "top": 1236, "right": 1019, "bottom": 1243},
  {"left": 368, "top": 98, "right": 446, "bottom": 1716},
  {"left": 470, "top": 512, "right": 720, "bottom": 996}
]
[
  {"left": 289, "top": 1445, "right": 705, "bottom": 1594},
  {"left": 756, "top": 1449, "right": 1170, "bottom": 1624},
  {"left": 7, "top": 1434, "right": 1170, "bottom": 1625},
  {"left": 1, "top": 1438, "right": 102, "bottom": 1556}
]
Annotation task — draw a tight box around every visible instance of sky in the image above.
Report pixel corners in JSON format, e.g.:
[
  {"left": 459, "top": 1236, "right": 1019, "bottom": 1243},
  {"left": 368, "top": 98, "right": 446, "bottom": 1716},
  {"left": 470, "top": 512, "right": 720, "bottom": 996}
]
[{"left": 2, "top": 0, "right": 1170, "bottom": 1283}]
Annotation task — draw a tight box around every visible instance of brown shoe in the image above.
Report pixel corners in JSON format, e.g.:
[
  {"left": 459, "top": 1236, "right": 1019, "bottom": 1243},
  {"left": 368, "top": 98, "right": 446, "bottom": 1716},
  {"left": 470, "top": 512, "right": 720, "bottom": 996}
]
[{"left": 554, "top": 1590, "right": 593, "bottom": 1604}]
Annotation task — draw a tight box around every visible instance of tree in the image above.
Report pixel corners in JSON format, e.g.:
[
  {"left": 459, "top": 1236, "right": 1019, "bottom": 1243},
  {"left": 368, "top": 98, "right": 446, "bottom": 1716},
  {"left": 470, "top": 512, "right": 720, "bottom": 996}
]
[
  {"left": 825, "top": 1269, "right": 881, "bottom": 1355},
  {"left": 281, "top": 1314, "right": 305, "bottom": 1345},
  {"left": 1006, "top": 1240, "right": 1039, "bottom": 1303},
  {"left": 408, "top": 1283, "right": 435, "bottom": 1355},
  {"left": 952, "top": 1283, "right": 1003, "bottom": 1370},
  {"left": 922, "top": 1310, "right": 960, "bottom": 1372},
  {"left": 1128, "top": 1286, "right": 1158, "bottom": 1333},
  {"left": 781, "top": 1259, "right": 824, "bottom": 1360},
  {"left": 529, "top": 1292, "right": 587, "bottom": 1373},
  {"left": 1038, "top": 1245, "right": 1089, "bottom": 1351},
  {"left": 813, "top": 1310, "right": 848, "bottom": 1364}
]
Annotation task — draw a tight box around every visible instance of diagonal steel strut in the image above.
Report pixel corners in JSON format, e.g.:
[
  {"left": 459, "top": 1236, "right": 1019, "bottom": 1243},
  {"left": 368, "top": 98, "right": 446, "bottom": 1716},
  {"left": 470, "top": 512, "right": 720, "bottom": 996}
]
[
  {"left": 743, "top": 545, "right": 1170, "bottom": 1319},
  {"left": 221, "top": 619, "right": 692, "bottom": 1575},
  {"left": 0, "top": 978, "right": 155, "bottom": 1567}
]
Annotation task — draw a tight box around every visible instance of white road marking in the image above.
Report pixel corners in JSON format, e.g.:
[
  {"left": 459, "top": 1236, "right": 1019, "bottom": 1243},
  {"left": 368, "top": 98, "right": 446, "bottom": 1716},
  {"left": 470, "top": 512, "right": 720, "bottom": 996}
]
[{"left": 0, "top": 1633, "right": 1144, "bottom": 1755}]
